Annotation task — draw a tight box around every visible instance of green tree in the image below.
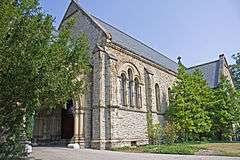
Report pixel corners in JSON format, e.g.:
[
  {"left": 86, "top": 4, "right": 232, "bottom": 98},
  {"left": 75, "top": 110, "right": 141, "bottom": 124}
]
[
  {"left": 230, "top": 53, "right": 240, "bottom": 89},
  {"left": 168, "top": 65, "right": 212, "bottom": 142},
  {"left": 0, "top": 0, "right": 91, "bottom": 159},
  {"left": 209, "top": 75, "right": 240, "bottom": 140}
]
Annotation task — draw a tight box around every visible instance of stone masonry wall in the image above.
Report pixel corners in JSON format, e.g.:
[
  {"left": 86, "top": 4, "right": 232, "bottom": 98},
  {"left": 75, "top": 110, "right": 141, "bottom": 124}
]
[
  {"left": 61, "top": 1, "right": 106, "bottom": 52},
  {"left": 33, "top": 108, "right": 62, "bottom": 145},
  {"left": 61, "top": 1, "right": 178, "bottom": 148},
  {"left": 110, "top": 109, "right": 148, "bottom": 147},
  {"left": 223, "top": 62, "right": 234, "bottom": 85},
  {"left": 60, "top": 2, "right": 107, "bottom": 148},
  {"left": 39, "top": 0, "right": 235, "bottom": 150},
  {"left": 104, "top": 44, "right": 177, "bottom": 147}
]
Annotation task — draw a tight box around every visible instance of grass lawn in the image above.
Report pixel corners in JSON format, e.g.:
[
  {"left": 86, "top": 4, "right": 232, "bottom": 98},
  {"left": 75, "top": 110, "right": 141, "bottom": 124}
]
[
  {"left": 192, "top": 143, "right": 240, "bottom": 157},
  {"left": 112, "top": 143, "right": 240, "bottom": 157}
]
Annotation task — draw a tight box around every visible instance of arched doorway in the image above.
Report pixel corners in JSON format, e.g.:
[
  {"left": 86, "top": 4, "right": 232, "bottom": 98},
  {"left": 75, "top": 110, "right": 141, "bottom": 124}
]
[{"left": 61, "top": 99, "right": 74, "bottom": 139}]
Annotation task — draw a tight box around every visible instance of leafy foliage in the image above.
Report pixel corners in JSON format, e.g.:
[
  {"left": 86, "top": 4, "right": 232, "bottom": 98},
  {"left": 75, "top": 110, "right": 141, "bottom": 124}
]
[
  {"left": 147, "top": 121, "right": 178, "bottom": 145},
  {"left": 147, "top": 123, "right": 163, "bottom": 145},
  {"left": 162, "top": 121, "right": 178, "bottom": 144},
  {"left": 230, "top": 53, "right": 240, "bottom": 89},
  {"left": 168, "top": 65, "right": 212, "bottom": 141},
  {"left": 167, "top": 63, "right": 240, "bottom": 142},
  {"left": 0, "top": 0, "right": 91, "bottom": 159},
  {"left": 209, "top": 75, "right": 240, "bottom": 140}
]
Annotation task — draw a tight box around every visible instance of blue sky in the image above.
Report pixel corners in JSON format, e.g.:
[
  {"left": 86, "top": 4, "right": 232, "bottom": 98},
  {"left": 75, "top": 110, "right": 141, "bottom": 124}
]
[{"left": 39, "top": 0, "right": 240, "bottom": 67}]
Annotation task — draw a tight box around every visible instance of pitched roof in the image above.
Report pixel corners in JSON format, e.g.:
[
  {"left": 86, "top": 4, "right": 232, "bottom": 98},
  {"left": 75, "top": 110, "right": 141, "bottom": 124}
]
[
  {"left": 91, "top": 16, "right": 178, "bottom": 73},
  {"left": 187, "top": 60, "right": 220, "bottom": 88},
  {"left": 69, "top": 1, "right": 178, "bottom": 72}
]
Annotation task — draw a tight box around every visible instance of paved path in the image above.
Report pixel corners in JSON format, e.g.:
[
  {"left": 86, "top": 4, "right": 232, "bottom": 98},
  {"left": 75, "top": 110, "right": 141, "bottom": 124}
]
[{"left": 30, "top": 147, "right": 240, "bottom": 160}]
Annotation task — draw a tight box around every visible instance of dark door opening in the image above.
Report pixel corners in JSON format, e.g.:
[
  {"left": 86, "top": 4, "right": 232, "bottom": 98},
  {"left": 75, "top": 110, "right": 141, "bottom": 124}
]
[{"left": 61, "top": 100, "right": 74, "bottom": 139}]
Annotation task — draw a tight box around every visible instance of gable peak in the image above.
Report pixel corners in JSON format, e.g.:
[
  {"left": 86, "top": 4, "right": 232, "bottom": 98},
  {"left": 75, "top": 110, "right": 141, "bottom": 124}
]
[{"left": 72, "top": 0, "right": 80, "bottom": 5}]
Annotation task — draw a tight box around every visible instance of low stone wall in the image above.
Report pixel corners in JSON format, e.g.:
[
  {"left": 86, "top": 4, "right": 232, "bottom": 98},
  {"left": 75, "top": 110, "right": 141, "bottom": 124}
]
[{"left": 110, "top": 108, "right": 148, "bottom": 148}]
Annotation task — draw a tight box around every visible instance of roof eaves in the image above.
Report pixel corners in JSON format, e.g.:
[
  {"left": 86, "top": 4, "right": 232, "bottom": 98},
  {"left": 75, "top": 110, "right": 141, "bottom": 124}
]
[{"left": 111, "top": 42, "right": 178, "bottom": 74}]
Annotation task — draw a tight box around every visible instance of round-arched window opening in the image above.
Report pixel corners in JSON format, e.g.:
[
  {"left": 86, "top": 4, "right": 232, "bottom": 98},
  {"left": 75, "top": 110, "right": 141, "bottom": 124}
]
[
  {"left": 120, "top": 73, "right": 127, "bottom": 106},
  {"left": 128, "top": 69, "right": 134, "bottom": 107},
  {"left": 155, "top": 84, "right": 161, "bottom": 112}
]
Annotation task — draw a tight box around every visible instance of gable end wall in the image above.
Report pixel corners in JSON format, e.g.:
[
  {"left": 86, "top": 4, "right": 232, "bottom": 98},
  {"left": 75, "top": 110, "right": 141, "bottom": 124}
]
[{"left": 61, "top": 2, "right": 107, "bottom": 52}]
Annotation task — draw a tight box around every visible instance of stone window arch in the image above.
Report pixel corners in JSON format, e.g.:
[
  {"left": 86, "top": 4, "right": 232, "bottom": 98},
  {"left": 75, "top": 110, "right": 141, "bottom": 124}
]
[
  {"left": 120, "top": 73, "right": 127, "bottom": 106},
  {"left": 134, "top": 77, "right": 142, "bottom": 108},
  {"left": 155, "top": 83, "right": 161, "bottom": 112},
  {"left": 118, "top": 62, "right": 143, "bottom": 107},
  {"left": 128, "top": 69, "right": 134, "bottom": 107}
]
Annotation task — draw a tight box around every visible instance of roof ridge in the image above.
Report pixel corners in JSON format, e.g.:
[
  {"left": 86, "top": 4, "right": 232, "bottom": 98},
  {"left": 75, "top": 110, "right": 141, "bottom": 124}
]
[
  {"left": 187, "top": 59, "right": 219, "bottom": 70},
  {"left": 91, "top": 15, "right": 178, "bottom": 66}
]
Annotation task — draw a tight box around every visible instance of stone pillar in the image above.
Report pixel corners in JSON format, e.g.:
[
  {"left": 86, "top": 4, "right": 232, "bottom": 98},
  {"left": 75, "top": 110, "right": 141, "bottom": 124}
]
[
  {"left": 71, "top": 97, "right": 85, "bottom": 149},
  {"left": 91, "top": 48, "right": 107, "bottom": 149},
  {"left": 73, "top": 100, "right": 80, "bottom": 143},
  {"left": 144, "top": 69, "right": 153, "bottom": 112},
  {"left": 79, "top": 110, "right": 84, "bottom": 138},
  {"left": 144, "top": 68, "right": 154, "bottom": 144},
  {"left": 108, "top": 54, "right": 118, "bottom": 107},
  {"left": 106, "top": 53, "right": 118, "bottom": 149},
  {"left": 79, "top": 104, "right": 85, "bottom": 147}
]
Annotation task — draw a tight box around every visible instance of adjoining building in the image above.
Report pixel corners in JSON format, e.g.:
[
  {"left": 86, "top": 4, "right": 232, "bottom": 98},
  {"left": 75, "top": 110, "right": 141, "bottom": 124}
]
[{"left": 33, "top": 0, "right": 233, "bottom": 149}]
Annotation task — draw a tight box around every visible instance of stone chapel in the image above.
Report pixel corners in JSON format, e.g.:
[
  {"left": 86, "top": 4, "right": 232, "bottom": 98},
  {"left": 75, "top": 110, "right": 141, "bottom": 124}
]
[{"left": 33, "top": 0, "right": 233, "bottom": 149}]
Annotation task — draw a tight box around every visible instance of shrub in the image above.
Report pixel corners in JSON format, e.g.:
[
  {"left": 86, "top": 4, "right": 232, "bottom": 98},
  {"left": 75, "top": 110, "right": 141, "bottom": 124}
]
[
  {"left": 148, "top": 123, "right": 163, "bottom": 145},
  {"left": 147, "top": 121, "right": 179, "bottom": 145},
  {"left": 163, "top": 121, "right": 178, "bottom": 144}
]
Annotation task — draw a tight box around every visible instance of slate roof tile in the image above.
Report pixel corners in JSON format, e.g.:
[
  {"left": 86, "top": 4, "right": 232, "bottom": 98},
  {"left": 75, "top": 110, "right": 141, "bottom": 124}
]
[
  {"left": 91, "top": 16, "right": 179, "bottom": 73},
  {"left": 187, "top": 60, "right": 220, "bottom": 88}
]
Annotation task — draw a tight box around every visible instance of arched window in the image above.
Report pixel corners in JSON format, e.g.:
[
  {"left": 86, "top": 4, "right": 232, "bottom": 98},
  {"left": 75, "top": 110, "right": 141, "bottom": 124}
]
[
  {"left": 128, "top": 69, "right": 133, "bottom": 107},
  {"left": 120, "top": 73, "right": 127, "bottom": 105},
  {"left": 167, "top": 87, "right": 171, "bottom": 108},
  {"left": 168, "top": 87, "right": 171, "bottom": 100},
  {"left": 134, "top": 78, "right": 142, "bottom": 108},
  {"left": 155, "top": 84, "right": 161, "bottom": 112}
]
